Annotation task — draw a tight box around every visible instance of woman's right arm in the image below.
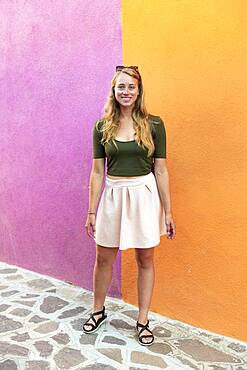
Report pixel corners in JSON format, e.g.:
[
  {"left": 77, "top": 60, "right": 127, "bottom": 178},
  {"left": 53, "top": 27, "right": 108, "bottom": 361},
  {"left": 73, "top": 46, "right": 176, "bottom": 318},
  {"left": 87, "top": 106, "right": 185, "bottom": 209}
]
[{"left": 85, "top": 158, "right": 105, "bottom": 238}]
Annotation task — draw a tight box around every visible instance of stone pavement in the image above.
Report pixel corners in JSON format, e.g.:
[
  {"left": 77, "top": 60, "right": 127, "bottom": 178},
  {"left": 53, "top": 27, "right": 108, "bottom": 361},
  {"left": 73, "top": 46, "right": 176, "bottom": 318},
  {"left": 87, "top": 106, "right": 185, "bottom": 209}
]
[{"left": 0, "top": 261, "right": 246, "bottom": 370}]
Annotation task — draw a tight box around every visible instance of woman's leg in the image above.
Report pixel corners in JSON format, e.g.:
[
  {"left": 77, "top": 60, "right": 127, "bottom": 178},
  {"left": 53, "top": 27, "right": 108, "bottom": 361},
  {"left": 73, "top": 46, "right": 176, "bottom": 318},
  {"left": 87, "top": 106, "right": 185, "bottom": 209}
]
[
  {"left": 93, "top": 244, "right": 119, "bottom": 310},
  {"left": 135, "top": 247, "right": 155, "bottom": 343},
  {"left": 83, "top": 244, "right": 118, "bottom": 330}
]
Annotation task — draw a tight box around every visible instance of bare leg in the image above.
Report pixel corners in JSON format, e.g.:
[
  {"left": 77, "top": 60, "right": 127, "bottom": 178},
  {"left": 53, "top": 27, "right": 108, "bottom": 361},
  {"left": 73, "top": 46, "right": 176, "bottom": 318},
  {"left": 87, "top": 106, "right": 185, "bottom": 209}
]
[
  {"left": 83, "top": 244, "right": 118, "bottom": 331},
  {"left": 135, "top": 247, "right": 155, "bottom": 343}
]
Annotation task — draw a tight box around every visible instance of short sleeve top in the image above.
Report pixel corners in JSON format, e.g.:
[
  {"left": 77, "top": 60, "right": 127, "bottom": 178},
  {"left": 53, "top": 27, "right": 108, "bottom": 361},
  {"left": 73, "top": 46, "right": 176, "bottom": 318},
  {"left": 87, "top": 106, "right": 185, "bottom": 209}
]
[{"left": 92, "top": 115, "right": 167, "bottom": 176}]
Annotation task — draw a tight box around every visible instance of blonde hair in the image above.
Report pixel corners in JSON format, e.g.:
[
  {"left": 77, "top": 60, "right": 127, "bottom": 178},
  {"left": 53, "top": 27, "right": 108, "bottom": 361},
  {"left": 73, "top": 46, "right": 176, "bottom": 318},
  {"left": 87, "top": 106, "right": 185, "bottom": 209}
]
[{"left": 97, "top": 67, "right": 155, "bottom": 157}]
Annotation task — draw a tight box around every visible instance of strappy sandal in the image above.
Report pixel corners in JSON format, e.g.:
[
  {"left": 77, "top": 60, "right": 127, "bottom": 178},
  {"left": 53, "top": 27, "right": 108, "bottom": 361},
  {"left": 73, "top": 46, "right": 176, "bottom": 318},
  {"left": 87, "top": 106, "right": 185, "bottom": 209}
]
[
  {"left": 136, "top": 320, "right": 154, "bottom": 346},
  {"left": 82, "top": 306, "right": 107, "bottom": 334}
]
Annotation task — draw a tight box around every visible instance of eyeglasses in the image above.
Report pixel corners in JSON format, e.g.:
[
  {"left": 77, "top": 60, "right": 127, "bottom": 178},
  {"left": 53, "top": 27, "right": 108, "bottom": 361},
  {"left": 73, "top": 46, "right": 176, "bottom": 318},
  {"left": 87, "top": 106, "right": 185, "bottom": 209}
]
[{"left": 116, "top": 65, "right": 139, "bottom": 72}]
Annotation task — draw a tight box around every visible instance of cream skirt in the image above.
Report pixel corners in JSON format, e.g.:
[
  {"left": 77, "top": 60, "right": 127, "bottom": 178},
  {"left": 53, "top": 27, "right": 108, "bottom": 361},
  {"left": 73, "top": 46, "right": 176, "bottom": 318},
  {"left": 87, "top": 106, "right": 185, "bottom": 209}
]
[{"left": 94, "top": 172, "right": 167, "bottom": 250}]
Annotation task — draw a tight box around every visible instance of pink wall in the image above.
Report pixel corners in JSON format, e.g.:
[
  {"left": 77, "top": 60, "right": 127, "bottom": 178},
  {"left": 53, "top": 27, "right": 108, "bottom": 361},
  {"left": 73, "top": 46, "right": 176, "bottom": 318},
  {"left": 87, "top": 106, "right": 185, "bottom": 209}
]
[{"left": 0, "top": 0, "right": 122, "bottom": 296}]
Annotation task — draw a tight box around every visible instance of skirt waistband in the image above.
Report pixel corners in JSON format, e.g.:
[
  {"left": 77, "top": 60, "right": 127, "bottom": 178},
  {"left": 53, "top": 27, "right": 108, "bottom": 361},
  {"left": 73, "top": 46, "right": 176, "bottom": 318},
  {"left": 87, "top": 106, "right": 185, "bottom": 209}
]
[{"left": 105, "top": 172, "right": 154, "bottom": 188}]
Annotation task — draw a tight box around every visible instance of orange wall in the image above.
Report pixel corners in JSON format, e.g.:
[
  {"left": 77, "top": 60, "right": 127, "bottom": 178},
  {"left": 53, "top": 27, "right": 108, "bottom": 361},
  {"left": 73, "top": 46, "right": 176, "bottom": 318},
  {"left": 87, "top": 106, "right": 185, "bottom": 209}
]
[{"left": 121, "top": 0, "right": 247, "bottom": 341}]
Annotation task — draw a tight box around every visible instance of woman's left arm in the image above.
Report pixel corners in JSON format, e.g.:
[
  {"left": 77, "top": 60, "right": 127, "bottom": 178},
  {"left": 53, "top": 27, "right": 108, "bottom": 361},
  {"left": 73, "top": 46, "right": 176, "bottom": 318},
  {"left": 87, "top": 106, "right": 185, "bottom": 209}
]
[{"left": 154, "top": 158, "right": 176, "bottom": 239}]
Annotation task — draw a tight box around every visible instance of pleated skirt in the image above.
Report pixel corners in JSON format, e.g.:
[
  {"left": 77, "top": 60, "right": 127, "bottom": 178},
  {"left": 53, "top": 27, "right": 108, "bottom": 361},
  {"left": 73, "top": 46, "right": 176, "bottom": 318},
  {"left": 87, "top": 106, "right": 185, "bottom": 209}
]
[{"left": 94, "top": 172, "right": 167, "bottom": 250}]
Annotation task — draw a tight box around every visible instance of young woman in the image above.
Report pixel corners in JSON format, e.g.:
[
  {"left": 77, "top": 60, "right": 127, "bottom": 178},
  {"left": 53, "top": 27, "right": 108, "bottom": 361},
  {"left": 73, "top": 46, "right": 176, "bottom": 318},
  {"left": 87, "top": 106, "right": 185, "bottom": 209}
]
[{"left": 83, "top": 66, "right": 176, "bottom": 346}]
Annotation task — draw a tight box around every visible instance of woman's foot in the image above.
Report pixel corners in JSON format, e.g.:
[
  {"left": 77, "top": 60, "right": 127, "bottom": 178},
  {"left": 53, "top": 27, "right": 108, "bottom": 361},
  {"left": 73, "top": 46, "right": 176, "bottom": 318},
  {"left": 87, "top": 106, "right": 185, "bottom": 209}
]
[
  {"left": 82, "top": 306, "right": 107, "bottom": 333},
  {"left": 136, "top": 320, "right": 154, "bottom": 346}
]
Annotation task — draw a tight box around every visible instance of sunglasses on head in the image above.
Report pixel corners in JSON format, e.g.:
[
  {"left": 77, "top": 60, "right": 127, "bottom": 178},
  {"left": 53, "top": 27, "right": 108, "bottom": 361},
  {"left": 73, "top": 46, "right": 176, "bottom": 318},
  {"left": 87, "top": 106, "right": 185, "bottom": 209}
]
[{"left": 116, "top": 65, "right": 139, "bottom": 72}]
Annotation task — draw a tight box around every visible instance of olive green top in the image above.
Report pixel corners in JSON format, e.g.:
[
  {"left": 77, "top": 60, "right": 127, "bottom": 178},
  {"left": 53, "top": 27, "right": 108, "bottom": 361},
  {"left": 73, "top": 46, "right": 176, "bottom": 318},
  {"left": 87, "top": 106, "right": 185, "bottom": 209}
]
[{"left": 92, "top": 115, "right": 167, "bottom": 177}]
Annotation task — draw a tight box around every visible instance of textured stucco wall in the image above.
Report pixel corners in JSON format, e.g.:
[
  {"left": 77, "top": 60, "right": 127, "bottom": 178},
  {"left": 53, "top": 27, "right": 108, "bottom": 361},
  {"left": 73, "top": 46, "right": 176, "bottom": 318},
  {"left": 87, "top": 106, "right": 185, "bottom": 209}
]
[
  {"left": 0, "top": 0, "right": 122, "bottom": 296},
  {"left": 121, "top": 0, "right": 247, "bottom": 341}
]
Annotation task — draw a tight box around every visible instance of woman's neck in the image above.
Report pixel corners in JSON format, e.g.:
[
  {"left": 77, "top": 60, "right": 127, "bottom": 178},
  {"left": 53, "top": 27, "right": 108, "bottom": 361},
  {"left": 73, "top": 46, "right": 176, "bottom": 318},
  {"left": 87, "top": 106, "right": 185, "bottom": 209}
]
[{"left": 119, "top": 106, "right": 133, "bottom": 120}]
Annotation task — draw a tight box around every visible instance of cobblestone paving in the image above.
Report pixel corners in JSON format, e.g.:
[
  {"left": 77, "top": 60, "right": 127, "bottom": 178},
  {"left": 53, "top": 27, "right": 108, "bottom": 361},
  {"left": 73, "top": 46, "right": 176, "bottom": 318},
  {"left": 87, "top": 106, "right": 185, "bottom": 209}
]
[{"left": 0, "top": 261, "right": 246, "bottom": 370}]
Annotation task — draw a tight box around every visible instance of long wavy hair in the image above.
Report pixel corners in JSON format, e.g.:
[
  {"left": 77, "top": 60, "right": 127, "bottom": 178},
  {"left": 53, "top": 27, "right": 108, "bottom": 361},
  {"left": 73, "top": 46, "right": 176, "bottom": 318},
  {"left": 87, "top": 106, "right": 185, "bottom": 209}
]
[{"left": 97, "top": 67, "right": 155, "bottom": 157}]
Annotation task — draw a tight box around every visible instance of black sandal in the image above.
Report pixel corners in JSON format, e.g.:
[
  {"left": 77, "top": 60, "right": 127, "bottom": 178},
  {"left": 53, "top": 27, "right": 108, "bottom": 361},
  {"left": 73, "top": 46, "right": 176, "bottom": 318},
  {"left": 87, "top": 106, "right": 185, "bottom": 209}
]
[
  {"left": 136, "top": 320, "right": 154, "bottom": 346},
  {"left": 82, "top": 306, "right": 107, "bottom": 334}
]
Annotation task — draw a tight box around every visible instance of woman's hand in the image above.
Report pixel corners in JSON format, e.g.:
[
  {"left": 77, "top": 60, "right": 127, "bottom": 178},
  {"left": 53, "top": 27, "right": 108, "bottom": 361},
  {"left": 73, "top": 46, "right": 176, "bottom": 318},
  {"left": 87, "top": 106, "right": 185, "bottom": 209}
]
[
  {"left": 165, "top": 213, "right": 176, "bottom": 239},
  {"left": 85, "top": 214, "right": 96, "bottom": 239}
]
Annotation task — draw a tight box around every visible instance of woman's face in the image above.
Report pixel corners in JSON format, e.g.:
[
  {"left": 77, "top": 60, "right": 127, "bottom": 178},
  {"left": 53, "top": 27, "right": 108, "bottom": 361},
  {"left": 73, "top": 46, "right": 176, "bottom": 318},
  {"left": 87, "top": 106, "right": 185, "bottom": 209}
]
[{"left": 114, "top": 73, "right": 139, "bottom": 108}]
